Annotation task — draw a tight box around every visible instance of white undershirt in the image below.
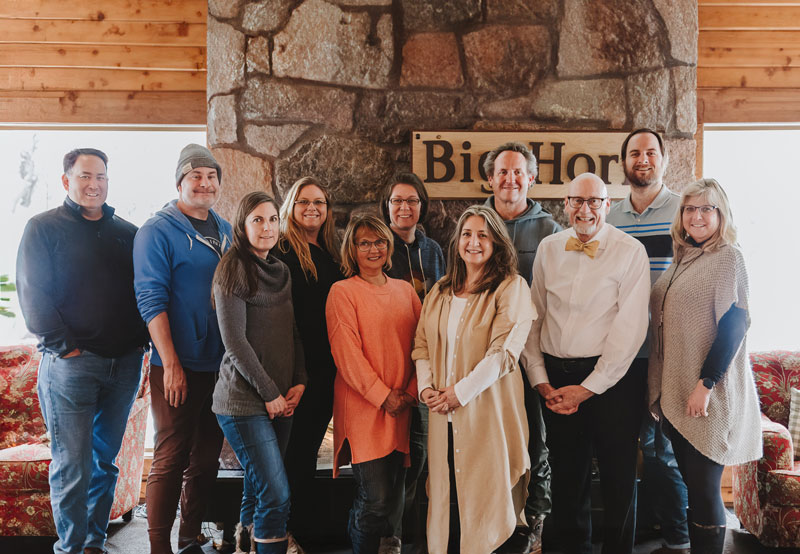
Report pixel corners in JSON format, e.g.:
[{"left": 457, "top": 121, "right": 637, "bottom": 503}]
[{"left": 418, "top": 295, "right": 503, "bottom": 420}]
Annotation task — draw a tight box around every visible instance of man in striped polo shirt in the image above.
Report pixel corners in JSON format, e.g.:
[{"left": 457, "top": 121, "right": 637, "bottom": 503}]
[{"left": 607, "top": 128, "right": 688, "bottom": 554}]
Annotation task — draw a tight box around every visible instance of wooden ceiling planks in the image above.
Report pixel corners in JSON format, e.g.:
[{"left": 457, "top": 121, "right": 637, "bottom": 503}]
[
  {"left": 0, "top": 0, "right": 207, "bottom": 124},
  {"left": 698, "top": 1, "right": 800, "bottom": 122}
]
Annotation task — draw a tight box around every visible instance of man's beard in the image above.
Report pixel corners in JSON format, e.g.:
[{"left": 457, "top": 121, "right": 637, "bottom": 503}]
[{"left": 625, "top": 167, "right": 660, "bottom": 188}]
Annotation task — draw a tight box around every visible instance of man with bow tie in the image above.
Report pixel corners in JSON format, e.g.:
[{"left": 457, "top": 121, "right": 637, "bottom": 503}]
[{"left": 520, "top": 172, "right": 650, "bottom": 554}]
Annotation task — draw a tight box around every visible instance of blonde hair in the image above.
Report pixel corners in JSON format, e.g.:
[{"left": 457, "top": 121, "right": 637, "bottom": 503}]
[
  {"left": 277, "top": 176, "right": 339, "bottom": 281},
  {"left": 671, "top": 178, "right": 738, "bottom": 258},
  {"left": 339, "top": 215, "right": 394, "bottom": 278},
  {"left": 438, "top": 205, "right": 518, "bottom": 295}
]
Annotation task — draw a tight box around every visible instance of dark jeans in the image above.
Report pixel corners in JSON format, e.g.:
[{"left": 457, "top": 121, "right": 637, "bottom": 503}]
[
  {"left": 402, "top": 404, "right": 429, "bottom": 545},
  {"left": 146, "top": 365, "right": 224, "bottom": 554},
  {"left": 284, "top": 371, "right": 334, "bottom": 537},
  {"left": 639, "top": 416, "right": 690, "bottom": 548},
  {"left": 524, "top": 374, "right": 552, "bottom": 519},
  {"left": 544, "top": 356, "right": 646, "bottom": 554},
  {"left": 349, "top": 451, "right": 407, "bottom": 554},
  {"left": 664, "top": 420, "right": 727, "bottom": 527},
  {"left": 217, "top": 413, "right": 292, "bottom": 540}
]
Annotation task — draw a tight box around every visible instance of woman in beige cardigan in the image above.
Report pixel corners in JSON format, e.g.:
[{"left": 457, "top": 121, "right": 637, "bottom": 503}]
[{"left": 412, "top": 205, "right": 536, "bottom": 554}]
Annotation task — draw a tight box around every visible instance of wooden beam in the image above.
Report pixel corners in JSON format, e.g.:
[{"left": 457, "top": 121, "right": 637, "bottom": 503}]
[
  {"left": 0, "top": 43, "right": 206, "bottom": 70},
  {"left": 698, "top": 87, "right": 800, "bottom": 122},
  {"left": 0, "top": 90, "right": 206, "bottom": 124},
  {"left": 700, "top": 0, "right": 800, "bottom": 4},
  {"left": 699, "top": 30, "right": 800, "bottom": 49},
  {"left": 0, "top": 0, "right": 206, "bottom": 23},
  {"left": 700, "top": 46, "right": 800, "bottom": 67},
  {"left": 699, "top": 6, "right": 800, "bottom": 30},
  {"left": 0, "top": 19, "right": 206, "bottom": 45},
  {"left": 699, "top": 66, "right": 800, "bottom": 87},
  {"left": 0, "top": 67, "right": 206, "bottom": 91}
]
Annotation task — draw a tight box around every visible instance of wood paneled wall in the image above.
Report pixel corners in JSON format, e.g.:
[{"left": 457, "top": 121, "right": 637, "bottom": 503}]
[
  {"left": 698, "top": 0, "right": 800, "bottom": 122},
  {"left": 0, "top": 0, "right": 207, "bottom": 124}
]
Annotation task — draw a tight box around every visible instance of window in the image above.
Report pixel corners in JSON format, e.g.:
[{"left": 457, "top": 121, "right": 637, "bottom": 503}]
[
  {"left": 1, "top": 125, "right": 206, "bottom": 347},
  {"left": 702, "top": 124, "right": 800, "bottom": 350}
]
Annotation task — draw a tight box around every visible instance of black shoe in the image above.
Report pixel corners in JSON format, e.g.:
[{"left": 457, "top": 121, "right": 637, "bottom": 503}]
[
  {"left": 688, "top": 522, "right": 726, "bottom": 554},
  {"left": 495, "top": 526, "right": 534, "bottom": 554}
]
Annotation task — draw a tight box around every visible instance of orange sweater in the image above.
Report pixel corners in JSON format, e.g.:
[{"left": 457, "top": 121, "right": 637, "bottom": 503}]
[{"left": 326, "top": 275, "right": 421, "bottom": 476}]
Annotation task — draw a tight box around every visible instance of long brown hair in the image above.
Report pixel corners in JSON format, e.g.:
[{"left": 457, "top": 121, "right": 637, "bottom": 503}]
[
  {"left": 438, "top": 205, "right": 518, "bottom": 295},
  {"left": 213, "top": 191, "right": 278, "bottom": 304},
  {"left": 277, "top": 176, "right": 339, "bottom": 281}
]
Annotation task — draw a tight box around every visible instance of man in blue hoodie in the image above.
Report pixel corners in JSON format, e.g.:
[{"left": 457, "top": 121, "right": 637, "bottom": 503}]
[
  {"left": 134, "top": 144, "right": 232, "bottom": 554},
  {"left": 483, "top": 142, "right": 561, "bottom": 554}
]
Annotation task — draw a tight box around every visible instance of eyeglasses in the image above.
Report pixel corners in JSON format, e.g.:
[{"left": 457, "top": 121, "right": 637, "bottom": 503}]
[
  {"left": 682, "top": 205, "right": 717, "bottom": 215},
  {"left": 567, "top": 196, "right": 607, "bottom": 209},
  {"left": 295, "top": 199, "right": 327, "bottom": 208},
  {"left": 388, "top": 197, "right": 421, "bottom": 207},
  {"left": 356, "top": 239, "right": 389, "bottom": 252}
]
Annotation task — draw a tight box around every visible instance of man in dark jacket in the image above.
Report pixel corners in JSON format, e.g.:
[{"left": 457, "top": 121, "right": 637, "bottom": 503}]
[
  {"left": 17, "top": 148, "right": 149, "bottom": 554},
  {"left": 134, "top": 144, "right": 232, "bottom": 554},
  {"left": 483, "top": 142, "right": 562, "bottom": 554}
]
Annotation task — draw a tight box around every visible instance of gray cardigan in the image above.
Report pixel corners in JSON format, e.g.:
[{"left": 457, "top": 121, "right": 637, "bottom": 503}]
[{"left": 212, "top": 254, "right": 307, "bottom": 416}]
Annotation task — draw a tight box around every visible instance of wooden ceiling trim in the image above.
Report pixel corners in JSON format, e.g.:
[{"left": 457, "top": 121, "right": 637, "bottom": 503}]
[
  {"left": 0, "top": 44, "right": 206, "bottom": 70},
  {"left": 0, "top": 0, "right": 206, "bottom": 23},
  {"left": 698, "top": 87, "right": 800, "bottom": 122},
  {"left": 0, "top": 19, "right": 206, "bottom": 46},
  {"left": 0, "top": 90, "right": 206, "bottom": 124},
  {"left": 699, "top": 6, "right": 800, "bottom": 30},
  {"left": 0, "top": 67, "right": 206, "bottom": 92},
  {"left": 699, "top": 66, "right": 800, "bottom": 87}
]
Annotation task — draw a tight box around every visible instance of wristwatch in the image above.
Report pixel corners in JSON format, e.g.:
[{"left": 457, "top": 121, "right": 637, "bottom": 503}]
[{"left": 701, "top": 377, "right": 714, "bottom": 390}]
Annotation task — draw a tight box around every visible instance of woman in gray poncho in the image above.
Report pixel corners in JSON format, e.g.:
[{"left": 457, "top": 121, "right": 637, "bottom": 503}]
[
  {"left": 212, "top": 191, "right": 307, "bottom": 554},
  {"left": 648, "top": 179, "right": 761, "bottom": 554}
]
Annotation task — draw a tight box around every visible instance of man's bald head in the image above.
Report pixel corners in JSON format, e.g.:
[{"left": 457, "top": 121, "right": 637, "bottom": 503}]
[{"left": 565, "top": 173, "right": 610, "bottom": 242}]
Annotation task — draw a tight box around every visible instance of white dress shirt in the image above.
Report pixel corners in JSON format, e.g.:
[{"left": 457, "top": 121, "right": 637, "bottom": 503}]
[{"left": 521, "top": 224, "right": 650, "bottom": 395}]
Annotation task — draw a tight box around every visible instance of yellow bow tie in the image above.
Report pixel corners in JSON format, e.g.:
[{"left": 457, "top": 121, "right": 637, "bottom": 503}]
[{"left": 565, "top": 236, "right": 599, "bottom": 258}]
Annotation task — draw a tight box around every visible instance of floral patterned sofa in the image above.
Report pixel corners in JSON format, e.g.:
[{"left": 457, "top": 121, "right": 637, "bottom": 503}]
[
  {"left": 0, "top": 344, "right": 150, "bottom": 536},
  {"left": 733, "top": 350, "right": 800, "bottom": 547}
]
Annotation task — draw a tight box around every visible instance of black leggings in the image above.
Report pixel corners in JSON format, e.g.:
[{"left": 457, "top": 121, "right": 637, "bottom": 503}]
[{"left": 665, "top": 420, "right": 726, "bottom": 527}]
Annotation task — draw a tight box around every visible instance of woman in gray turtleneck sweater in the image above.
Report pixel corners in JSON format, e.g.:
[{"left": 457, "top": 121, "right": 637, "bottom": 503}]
[{"left": 212, "top": 191, "right": 307, "bottom": 554}]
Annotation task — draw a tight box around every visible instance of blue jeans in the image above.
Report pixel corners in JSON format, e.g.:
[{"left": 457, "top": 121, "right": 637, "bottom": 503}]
[
  {"left": 37, "top": 348, "right": 143, "bottom": 554},
  {"left": 349, "top": 451, "right": 406, "bottom": 554},
  {"left": 217, "top": 413, "right": 292, "bottom": 541},
  {"left": 639, "top": 417, "right": 690, "bottom": 549}
]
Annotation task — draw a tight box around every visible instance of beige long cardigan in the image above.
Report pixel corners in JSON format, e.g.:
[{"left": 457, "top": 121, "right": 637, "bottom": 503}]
[{"left": 412, "top": 275, "right": 536, "bottom": 554}]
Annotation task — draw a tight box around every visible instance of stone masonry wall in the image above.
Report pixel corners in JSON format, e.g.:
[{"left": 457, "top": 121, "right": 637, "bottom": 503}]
[{"left": 207, "top": 0, "right": 698, "bottom": 245}]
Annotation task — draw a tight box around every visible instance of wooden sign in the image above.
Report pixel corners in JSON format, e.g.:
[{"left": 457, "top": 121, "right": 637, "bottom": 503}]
[{"left": 411, "top": 131, "right": 631, "bottom": 200}]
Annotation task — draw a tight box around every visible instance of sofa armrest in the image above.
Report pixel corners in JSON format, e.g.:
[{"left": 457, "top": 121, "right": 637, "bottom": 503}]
[{"left": 759, "top": 414, "right": 794, "bottom": 474}]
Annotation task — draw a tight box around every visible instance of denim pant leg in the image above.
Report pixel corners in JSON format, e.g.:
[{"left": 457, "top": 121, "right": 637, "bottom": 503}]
[
  {"left": 38, "top": 349, "right": 141, "bottom": 554},
  {"left": 402, "top": 404, "right": 428, "bottom": 542},
  {"left": 524, "top": 376, "right": 552, "bottom": 519},
  {"left": 643, "top": 419, "right": 690, "bottom": 548},
  {"left": 239, "top": 415, "right": 292, "bottom": 528},
  {"left": 217, "top": 414, "right": 292, "bottom": 540},
  {"left": 85, "top": 349, "right": 143, "bottom": 548},
  {"left": 349, "top": 451, "right": 407, "bottom": 554}
]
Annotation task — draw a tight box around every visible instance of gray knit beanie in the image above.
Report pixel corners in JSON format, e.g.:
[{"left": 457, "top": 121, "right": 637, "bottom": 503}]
[{"left": 175, "top": 143, "right": 222, "bottom": 188}]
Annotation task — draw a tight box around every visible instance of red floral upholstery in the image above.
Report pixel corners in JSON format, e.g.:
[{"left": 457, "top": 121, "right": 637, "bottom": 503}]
[
  {"left": 733, "top": 350, "right": 800, "bottom": 547},
  {"left": 0, "top": 345, "right": 151, "bottom": 537}
]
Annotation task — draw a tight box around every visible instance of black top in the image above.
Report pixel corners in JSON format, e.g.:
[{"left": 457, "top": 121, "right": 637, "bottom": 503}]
[
  {"left": 186, "top": 213, "right": 222, "bottom": 255},
  {"left": 274, "top": 242, "right": 344, "bottom": 379},
  {"left": 16, "top": 196, "right": 149, "bottom": 357}
]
